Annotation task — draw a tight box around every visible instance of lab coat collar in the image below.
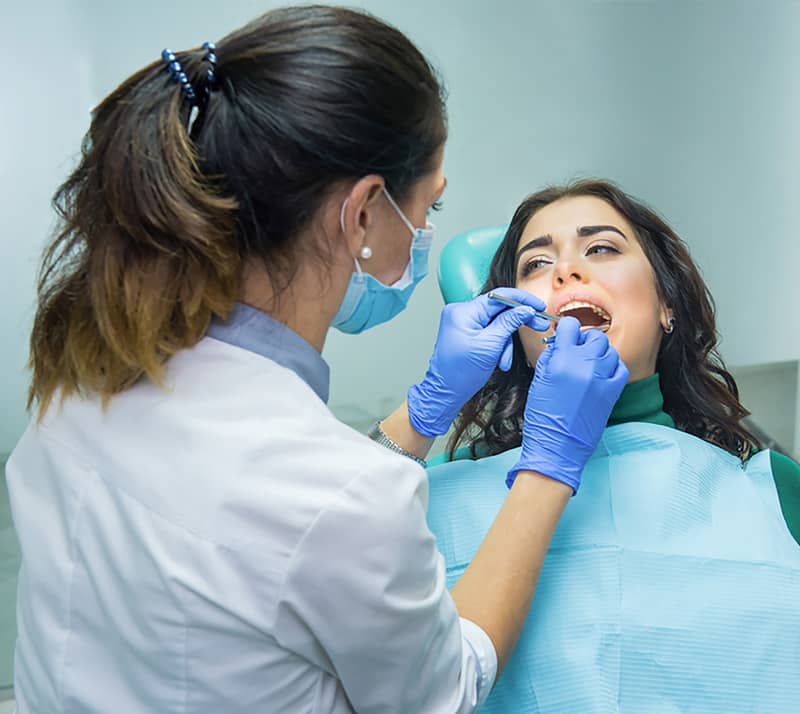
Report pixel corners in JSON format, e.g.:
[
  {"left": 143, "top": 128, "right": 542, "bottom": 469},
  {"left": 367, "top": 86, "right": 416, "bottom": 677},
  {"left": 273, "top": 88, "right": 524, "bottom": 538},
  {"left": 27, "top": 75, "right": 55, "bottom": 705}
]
[{"left": 208, "top": 302, "right": 330, "bottom": 403}]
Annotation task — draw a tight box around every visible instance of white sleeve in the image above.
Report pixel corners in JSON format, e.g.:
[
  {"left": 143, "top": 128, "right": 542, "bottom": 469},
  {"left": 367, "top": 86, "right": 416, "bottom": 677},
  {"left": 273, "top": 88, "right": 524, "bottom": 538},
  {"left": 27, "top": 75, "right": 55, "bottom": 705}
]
[
  {"left": 274, "top": 456, "right": 497, "bottom": 713},
  {"left": 459, "top": 617, "right": 498, "bottom": 707}
]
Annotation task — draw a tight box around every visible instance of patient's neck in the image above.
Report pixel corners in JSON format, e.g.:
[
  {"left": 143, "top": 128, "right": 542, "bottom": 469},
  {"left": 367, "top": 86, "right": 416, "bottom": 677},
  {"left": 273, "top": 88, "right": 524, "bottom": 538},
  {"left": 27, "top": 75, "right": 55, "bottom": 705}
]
[{"left": 607, "top": 373, "right": 674, "bottom": 429}]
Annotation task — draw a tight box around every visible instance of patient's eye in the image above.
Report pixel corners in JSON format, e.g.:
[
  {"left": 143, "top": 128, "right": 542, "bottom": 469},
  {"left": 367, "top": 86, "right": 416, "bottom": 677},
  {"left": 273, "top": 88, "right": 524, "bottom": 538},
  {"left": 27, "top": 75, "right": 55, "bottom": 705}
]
[
  {"left": 586, "top": 242, "right": 620, "bottom": 257},
  {"left": 519, "top": 256, "right": 551, "bottom": 277}
]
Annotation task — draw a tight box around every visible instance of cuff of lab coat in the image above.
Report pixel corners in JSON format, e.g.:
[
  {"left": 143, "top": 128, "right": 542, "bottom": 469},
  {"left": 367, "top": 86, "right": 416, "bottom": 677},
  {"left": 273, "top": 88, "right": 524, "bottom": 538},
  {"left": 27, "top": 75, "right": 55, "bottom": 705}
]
[{"left": 459, "top": 617, "right": 498, "bottom": 707}]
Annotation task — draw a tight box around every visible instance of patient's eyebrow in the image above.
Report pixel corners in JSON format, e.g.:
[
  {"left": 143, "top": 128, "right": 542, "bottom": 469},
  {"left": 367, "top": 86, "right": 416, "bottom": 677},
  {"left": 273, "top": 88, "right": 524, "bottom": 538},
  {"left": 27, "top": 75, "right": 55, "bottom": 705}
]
[
  {"left": 578, "top": 225, "right": 628, "bottom": 241},
  {"left": 516, "top": 225, "right": 628, "bottom": 264},
  {"left": 515, "top": 234, "right": 552, "bottom": 264}
]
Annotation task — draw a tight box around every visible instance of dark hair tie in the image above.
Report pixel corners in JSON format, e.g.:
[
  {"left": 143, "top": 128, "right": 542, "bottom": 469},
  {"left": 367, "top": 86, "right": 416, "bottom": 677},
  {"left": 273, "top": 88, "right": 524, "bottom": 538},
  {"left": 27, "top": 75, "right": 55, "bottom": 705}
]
[
  {"left": 202, "top": 42, "right": 218, "bottom": 90},
  {"left": 161, "top": 49, "right": 197, "bottom": 105}
]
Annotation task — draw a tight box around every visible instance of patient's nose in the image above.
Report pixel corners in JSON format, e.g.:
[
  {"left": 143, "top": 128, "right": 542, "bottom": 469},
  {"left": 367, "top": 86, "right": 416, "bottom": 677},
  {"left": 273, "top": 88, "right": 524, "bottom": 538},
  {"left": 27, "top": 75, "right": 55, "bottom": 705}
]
[{"left": 553, "top": 261, "right": 585, "bottom": 286}]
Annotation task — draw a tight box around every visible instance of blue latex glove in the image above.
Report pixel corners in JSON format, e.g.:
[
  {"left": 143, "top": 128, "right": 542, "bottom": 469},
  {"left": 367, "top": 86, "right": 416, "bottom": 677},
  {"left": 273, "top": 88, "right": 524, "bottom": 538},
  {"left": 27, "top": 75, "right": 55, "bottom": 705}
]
[
  {"left": 408, "top": 288, "right": 551, "bottom": 437},
  {"left": 507, "top": 316, "right": 629, "bottom": 494}
]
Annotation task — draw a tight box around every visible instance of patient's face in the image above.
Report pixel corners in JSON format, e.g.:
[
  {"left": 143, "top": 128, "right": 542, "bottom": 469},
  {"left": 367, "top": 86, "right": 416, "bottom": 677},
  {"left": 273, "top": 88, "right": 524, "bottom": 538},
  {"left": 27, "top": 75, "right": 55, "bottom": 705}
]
[{"left": 515, "top": 196, "right": 670, "bottom": 382}]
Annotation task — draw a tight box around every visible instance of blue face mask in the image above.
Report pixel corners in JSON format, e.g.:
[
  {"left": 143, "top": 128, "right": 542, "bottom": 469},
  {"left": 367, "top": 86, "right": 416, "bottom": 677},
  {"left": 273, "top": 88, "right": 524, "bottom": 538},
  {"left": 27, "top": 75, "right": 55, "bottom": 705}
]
[{"left": 332, "top": 189, "right": 435, "bottom": 334}]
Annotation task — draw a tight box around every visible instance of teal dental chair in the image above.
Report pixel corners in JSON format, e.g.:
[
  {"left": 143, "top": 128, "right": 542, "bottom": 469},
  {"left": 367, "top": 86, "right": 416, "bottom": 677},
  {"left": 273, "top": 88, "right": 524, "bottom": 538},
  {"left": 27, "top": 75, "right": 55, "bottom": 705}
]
[
  {"left": 428, "top": 224, "right": 508, "bottom": 466},
  {"left": 437, "top": 225, "right": 508, "bottom": 304}
]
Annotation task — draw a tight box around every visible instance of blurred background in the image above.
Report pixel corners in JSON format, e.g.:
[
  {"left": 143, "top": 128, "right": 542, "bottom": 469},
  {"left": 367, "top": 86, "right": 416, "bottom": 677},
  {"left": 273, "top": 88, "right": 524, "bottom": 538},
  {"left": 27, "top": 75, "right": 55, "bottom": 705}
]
[{"left": 1, "top": 0, "right": 798, "bottom": 703}]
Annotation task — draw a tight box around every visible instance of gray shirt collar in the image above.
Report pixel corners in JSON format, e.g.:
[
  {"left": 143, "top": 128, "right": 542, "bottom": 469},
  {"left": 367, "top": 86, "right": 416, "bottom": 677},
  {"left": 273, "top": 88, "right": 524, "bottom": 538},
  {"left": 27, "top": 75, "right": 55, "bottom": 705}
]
[{"left": 207, "top": 303, "right": 330, "bottom": 403}]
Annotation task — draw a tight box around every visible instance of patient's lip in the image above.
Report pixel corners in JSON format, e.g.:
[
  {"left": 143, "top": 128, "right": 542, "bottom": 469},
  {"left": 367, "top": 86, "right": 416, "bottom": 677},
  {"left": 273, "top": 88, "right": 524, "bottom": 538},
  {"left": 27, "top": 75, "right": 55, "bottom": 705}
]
[{"left": 552, "top": 291, "right": 612, "bottom": 321}]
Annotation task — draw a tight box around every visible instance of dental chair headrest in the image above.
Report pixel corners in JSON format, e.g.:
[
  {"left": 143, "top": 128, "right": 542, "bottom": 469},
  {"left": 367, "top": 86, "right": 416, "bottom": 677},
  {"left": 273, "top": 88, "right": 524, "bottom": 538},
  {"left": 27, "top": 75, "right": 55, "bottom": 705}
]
[{"left": 437, "top": 225, "right": 507, "bottom": 304}]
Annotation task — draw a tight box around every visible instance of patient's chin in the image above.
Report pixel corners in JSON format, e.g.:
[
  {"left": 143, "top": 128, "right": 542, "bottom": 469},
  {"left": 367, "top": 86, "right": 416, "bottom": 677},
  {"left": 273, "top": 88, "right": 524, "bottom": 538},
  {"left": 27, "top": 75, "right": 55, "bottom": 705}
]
[{"left": 518, "top": 327, "right": 545, "bottom": 366}]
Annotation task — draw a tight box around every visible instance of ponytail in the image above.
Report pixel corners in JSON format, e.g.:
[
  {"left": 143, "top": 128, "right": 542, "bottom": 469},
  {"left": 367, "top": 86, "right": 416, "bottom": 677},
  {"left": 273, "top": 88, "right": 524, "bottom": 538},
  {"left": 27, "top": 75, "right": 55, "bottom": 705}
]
[
  {"left": 29, "top": 51, "right": 239, "bottom": 417},
  {"left": 29, "top": 6, "right": 447, "bottom": 417}
]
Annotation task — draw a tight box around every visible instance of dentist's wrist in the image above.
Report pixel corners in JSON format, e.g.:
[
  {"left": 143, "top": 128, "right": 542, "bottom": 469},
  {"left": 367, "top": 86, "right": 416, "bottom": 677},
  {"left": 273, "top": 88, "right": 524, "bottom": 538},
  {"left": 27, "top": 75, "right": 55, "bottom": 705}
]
[
  {"left": 507, "top": 440, "right": 588, "bottom": 494},
  {"left": 368, "top": 421, "right": 426, "bottom": 466},
  {"left": 378, "top": 401, "right": 437, "bottom": 460},
  {"left": 407, "top": 381, "right": 458, "bottom": 438}
]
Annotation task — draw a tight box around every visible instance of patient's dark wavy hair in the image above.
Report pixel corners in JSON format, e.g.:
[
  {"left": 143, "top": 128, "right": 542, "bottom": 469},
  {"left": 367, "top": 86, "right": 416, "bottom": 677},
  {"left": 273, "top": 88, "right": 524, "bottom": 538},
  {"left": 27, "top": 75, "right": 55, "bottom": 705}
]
[{"left": 448, "top": 179, "right": 760, "bottom": 461}]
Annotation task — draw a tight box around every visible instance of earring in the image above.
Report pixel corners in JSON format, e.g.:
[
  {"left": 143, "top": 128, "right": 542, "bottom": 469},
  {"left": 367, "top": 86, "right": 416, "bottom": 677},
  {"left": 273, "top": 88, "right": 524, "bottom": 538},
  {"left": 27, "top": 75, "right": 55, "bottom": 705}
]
[
  {"left": 664, "top": 316, "right": 675, "bottom": 334},
  {"left": 359, "top": 245, "right": 372, "bottom": 260}
]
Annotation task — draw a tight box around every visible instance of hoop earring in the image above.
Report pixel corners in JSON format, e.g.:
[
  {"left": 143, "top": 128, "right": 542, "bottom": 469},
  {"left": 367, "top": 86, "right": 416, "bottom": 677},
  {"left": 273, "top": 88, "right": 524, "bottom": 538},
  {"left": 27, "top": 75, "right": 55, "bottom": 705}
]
[
  {"left": 664, "top": 316, "right": 675, "bottom": 334},
  {"left": 359, "top": 245, "right": 372, "bottom": 260}
]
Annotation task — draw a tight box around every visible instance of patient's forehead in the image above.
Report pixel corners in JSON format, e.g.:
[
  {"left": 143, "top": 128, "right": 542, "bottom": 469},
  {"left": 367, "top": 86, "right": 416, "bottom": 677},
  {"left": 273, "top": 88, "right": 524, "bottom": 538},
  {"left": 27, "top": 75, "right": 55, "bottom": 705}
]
[{"left": 520, "top": 196, "right": 636, "bottom": 243}]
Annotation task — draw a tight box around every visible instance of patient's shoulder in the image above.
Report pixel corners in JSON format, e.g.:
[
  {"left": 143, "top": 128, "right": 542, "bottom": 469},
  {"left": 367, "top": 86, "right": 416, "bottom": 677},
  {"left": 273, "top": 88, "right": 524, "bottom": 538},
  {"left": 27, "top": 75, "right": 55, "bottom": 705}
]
[
  {"left": 770, "top": 450, "right": 800, "bottom": 485},
  {"left": 768, "top": 450, "right": 800, "bottom": 547},
  {"left": 427, "top": 445, "right": 476, "bottom": 467}
]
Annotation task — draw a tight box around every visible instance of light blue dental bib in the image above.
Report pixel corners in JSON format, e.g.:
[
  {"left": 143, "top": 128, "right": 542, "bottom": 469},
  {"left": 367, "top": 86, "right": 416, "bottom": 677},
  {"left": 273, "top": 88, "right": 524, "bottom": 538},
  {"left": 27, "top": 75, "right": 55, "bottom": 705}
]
[{"left": 426, "top": 423, "right": 800, "bottom": 713}]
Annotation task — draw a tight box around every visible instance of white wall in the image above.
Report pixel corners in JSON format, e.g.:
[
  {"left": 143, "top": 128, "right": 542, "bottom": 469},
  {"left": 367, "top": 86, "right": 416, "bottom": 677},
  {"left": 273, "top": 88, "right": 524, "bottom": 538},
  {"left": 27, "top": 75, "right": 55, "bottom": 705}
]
[
  {"left": 2, "top": 1, "right": 799, "bottom": 454},
  {"left": 732, "top": 361, "right": 798, "bottom": 457},
  {"left": 0, "top": 0, "right": 93, "bottom": 454}
]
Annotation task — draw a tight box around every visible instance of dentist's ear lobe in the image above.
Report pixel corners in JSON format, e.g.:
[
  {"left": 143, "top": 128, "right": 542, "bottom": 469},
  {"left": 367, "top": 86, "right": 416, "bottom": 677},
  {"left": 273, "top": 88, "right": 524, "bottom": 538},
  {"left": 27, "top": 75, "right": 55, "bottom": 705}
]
[{"left": 338, "top": 176, "right": 384, "bottom": 257}]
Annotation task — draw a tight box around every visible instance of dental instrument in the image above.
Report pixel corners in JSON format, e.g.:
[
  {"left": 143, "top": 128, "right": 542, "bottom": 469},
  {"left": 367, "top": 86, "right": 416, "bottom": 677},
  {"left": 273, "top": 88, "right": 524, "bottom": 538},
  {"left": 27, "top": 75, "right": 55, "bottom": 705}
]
[
  {"left": 487, "top": 292, "right": 562, "bottom": 324},
  {"left": 486, "top": 291, "right": 609, "bottom": 344}
]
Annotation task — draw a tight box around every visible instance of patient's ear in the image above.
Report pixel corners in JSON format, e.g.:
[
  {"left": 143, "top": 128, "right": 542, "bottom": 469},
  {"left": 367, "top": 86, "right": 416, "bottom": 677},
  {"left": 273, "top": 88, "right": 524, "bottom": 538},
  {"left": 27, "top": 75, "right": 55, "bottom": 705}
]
[{"left": 659, "top": 304, "right": 675, "bottom": 334}]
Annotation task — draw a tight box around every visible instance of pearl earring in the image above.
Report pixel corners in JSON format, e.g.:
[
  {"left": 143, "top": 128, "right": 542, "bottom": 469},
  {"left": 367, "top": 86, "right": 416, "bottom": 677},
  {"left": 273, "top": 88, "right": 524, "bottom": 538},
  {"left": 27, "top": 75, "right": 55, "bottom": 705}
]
[{"left": 359, "top": 245, "right": 372, "bottom": 260}]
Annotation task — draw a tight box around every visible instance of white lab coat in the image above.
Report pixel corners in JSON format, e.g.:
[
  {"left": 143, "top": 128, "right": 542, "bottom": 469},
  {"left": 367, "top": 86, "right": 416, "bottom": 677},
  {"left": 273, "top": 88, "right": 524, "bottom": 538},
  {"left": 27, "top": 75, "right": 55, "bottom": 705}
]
[{"left": 7, "top": 335, "right": 495, "bottom": 713}]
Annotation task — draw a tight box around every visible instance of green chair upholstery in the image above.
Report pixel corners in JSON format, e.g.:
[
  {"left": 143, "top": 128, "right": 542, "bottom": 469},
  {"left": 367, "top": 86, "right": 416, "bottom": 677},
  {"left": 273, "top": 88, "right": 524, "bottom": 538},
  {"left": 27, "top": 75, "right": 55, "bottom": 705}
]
[{"left": 437, "top": 225, "right": 507, "bottom": 304}]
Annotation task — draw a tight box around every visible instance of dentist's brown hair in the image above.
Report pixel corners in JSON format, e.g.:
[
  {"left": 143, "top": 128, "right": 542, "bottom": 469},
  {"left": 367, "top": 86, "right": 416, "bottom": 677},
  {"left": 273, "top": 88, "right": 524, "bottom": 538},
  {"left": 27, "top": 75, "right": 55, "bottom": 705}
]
[{"left": 28, "top": 5, "right": 447, "bottom": 418}]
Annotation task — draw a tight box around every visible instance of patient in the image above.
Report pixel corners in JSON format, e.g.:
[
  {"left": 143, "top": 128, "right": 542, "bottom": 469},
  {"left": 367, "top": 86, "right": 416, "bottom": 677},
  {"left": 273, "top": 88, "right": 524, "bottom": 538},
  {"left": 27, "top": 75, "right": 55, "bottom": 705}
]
[{"left": 426, "top": 179, "right": 800, "bottom": 713}]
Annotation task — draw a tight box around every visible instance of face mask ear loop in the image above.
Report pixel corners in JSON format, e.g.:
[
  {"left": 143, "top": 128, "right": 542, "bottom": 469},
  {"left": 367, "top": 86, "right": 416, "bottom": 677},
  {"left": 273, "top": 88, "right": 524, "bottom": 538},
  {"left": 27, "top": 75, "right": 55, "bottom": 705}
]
[
  {"left": 353, "top": 257, "right": 365, "bottom": 281},
  {"left": 339, "top": 198, "right": 349, "bottom": 235},
  {"left": 341, "top": 197, "right": 366, "bottom": 282},
  {"left": 382, "top": 188, "right": 416, "bottom": 236}
]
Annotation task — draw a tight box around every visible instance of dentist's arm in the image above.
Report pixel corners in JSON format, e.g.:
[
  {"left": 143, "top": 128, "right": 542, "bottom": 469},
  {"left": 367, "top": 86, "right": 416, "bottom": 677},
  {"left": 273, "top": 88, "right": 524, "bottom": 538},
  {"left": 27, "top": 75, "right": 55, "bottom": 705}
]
[
  {"left": 387, "top": 304, "right": 628, "bottom": 675},
  {"left": 453, "top": 318, "right": 628, "bottom": 672},
  {"left": 380, "top": 288, "right": 550, "bottom": 460}
]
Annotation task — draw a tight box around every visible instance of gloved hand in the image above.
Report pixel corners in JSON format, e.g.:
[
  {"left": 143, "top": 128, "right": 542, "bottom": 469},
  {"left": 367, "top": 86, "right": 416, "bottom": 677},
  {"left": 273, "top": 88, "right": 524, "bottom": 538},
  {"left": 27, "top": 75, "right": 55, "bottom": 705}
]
[
  {"left": 507, "top": 316, "right": 629, "bottom": 494},
  {"left": 408, "top": 288, "right": 551, "bottom": 437}
]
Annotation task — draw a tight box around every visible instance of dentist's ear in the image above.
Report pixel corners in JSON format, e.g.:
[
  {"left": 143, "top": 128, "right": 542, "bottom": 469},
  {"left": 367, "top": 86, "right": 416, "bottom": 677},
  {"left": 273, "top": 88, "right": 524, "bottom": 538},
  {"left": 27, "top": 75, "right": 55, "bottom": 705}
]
[{"left": 338, "top": 176, "right": 385, "bottom": 259}]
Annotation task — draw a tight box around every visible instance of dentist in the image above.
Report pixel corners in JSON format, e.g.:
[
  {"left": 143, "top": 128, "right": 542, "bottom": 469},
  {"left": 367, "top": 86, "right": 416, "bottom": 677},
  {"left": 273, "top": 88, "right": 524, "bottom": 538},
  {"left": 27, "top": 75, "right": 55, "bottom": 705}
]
[{"left": 7, "top": 6, "right": 627, "bottom": 713}]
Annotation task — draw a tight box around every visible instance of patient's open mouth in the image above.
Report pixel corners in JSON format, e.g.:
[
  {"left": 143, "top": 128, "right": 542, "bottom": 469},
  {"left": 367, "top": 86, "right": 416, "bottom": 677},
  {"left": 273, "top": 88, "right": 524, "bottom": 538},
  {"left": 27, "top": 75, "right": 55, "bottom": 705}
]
[{"left": 557, "top": 301, "right": 612, "bottom": 331}]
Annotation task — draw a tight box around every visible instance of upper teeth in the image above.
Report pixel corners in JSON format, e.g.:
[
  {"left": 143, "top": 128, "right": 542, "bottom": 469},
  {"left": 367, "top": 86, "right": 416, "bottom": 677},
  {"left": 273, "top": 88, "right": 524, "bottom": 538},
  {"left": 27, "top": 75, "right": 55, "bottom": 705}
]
[{"left": 558, "top": 301, "right": 611, "bottom": 321}]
